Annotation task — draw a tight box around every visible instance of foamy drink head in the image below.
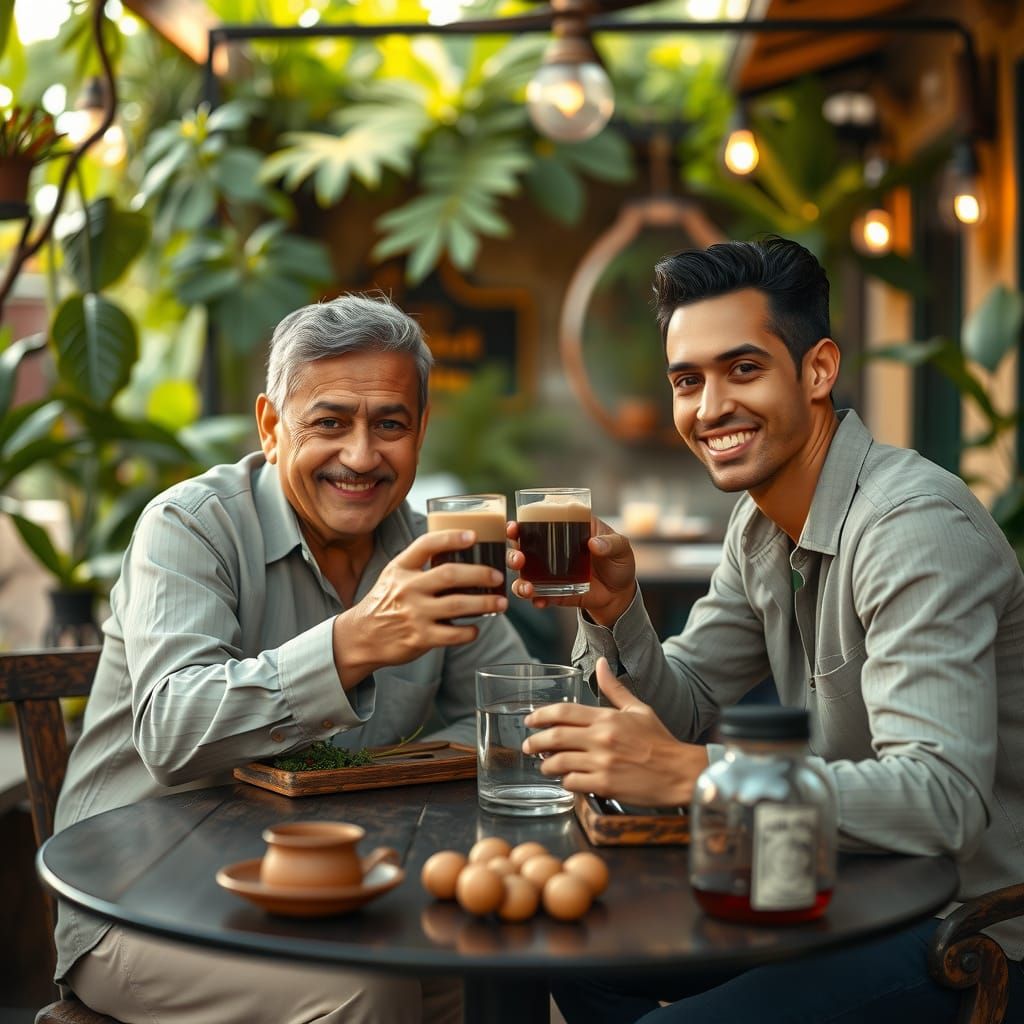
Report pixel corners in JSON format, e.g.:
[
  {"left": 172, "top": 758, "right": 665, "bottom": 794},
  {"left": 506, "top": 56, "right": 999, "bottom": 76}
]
[
  {"left": 427, "top": 510, "right": 506, "bottom": 541},
  {"left": 516, "top": 499, "right": 590, "bottom": 524}
]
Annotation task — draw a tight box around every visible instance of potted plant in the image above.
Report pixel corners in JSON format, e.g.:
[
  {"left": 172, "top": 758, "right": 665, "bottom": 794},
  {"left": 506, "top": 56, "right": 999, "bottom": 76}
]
[
  {"left": 0, "top": 106, "right": 64, "bottom": 218},
  {"left": 0, "top": 194, "right": 252, "bottom": 643}
]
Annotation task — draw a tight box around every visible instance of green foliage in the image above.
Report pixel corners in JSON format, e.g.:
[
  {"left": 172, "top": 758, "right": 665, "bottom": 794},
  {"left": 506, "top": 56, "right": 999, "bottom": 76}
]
[
  {"left": 419, "top": 365, "right": 571, "bottom": 499},
  {"left": 0, "top": 105, "right": 64, "bottom": 161},
  {"left": 257, "top": 28, "right": 636, "bottom": 283},
  {"left": 140, "top": 101, "right": 274, "bottom": 238},
  {"left": 682, "top": 77, "right": 944, "bottom": 298},
  {"left": 61, "top": 197, "right": 150, "bottom": 292},
  {"left": 168, "top": 221, "right": 333, "bottom": 353},
  {"left": 867, "top": 283, "right": 1024, "bottom": 563},
  {"left": 260, "top": 79, "right": 433, "bottom": 203},
  {"left": 0, "top": 0, "right": 13, "bottom": 63}
]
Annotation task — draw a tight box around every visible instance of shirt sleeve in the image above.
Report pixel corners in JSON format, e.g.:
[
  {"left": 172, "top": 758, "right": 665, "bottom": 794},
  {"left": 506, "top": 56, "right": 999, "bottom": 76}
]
[
  {"left": 823, "top": 496, "right": 1001, "bottom": 857},
  {"left": 573, "top": 514, "right": 772, "bottom": 741},
  {"left": 120, "top": 498, "right": 363, "bottom": 786}
]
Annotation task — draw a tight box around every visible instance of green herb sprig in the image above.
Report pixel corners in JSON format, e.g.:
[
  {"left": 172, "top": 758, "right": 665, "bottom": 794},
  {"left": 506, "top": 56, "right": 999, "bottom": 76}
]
[{"left": 272, "top": 725, "right": 426, "bottom": 772}]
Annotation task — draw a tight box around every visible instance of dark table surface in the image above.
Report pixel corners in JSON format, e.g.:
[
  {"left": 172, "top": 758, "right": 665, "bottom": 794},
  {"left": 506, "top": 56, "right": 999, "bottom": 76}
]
[{"left": 38, "top": 779, "right": 959, "bottom": 1022}]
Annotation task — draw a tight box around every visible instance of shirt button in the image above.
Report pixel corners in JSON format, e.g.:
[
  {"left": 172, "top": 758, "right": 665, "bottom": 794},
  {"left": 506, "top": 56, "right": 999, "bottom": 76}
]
[
  {"left": 809, "top": 678, "right": 816, "bottom": 690},
  {"left": 321, "top": 719, "right": 334, "bottom": 730},
  {"left": 270, "top": 730, "right": 285, "bottom": 742}
]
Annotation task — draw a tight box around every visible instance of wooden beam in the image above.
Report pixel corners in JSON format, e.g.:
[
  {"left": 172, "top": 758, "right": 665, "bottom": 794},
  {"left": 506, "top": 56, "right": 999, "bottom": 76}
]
[{"left": 122, "top": 0, "right": 218, "bottom": 65}]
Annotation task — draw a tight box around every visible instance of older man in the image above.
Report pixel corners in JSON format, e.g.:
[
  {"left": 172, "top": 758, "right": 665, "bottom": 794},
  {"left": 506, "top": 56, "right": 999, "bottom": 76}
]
[{"left": 56, "top": 293, "right": 529, "bottom": 1023}]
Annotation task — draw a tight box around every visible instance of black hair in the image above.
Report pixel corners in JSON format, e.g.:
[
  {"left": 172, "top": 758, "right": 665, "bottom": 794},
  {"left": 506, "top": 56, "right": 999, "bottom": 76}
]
[{"left": 653, "top": 235, "right": 831, "bottom": 375}]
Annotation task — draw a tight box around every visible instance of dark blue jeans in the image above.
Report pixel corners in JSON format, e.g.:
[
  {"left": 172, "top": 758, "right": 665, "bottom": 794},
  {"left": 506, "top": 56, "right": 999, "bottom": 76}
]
[{"left": 552, "top": 918, "right": 1024, "bottom": 1024}]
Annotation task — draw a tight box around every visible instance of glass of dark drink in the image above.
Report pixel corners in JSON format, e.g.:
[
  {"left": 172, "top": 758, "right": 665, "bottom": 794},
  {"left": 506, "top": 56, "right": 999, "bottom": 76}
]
[
  {"left": 514, "top": 487, "right": 592, "bottom": 596},
  {"left": 426, "top": 494, "right": 508, "bottom": 615}
]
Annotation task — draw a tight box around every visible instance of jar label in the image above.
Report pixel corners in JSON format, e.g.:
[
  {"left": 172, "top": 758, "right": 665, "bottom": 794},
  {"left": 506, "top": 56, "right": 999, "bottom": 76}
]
[{"left": 751, "top": 803, "right": 817, "bottom": 910}]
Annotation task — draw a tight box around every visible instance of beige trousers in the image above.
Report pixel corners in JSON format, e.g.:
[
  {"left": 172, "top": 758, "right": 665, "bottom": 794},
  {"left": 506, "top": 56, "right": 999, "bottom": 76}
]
[{"left": 67, "top": 925, "right": 463, "bottom": 1024}]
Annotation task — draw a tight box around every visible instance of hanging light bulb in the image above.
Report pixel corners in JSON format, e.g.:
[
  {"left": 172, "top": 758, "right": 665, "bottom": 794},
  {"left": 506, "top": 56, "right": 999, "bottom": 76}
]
[
  {"left": 62, "top": 75, "right": 107, "bottom": 145},
  {"left": 941, "top": 141, "right": 986, "bottom": 227},
  {"left": 60, "top": 76, "right": 125, "bottom": 165},
  {"left": 526, "top": 1, "right": 613, "bottom": 144},
  {"left": 852, "top": 208, "right": 893, "bottom": 255},
  {"left": 723, "top": 126, "right": 759, "bottom": 175}
]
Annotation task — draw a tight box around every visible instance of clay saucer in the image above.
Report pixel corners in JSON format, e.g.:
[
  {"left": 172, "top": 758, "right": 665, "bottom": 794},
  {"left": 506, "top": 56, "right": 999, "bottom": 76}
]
[{"left": 216, "top": 849, "right": 404, "bottom": 917}]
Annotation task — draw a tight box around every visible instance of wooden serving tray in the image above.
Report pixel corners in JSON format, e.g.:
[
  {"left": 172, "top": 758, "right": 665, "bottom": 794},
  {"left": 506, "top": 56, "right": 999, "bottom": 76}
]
[
  {"left": 574, "top": 793, "right": 690, "bottom": 846},
  {"left": 234, "top": 741, "right": 477, "bottom": 797}
]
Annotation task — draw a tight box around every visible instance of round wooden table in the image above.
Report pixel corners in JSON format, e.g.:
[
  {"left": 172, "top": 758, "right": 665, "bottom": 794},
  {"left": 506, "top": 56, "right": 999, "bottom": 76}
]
[{"left": 38, "top": 779, "right": 959, "bottom": 1023}]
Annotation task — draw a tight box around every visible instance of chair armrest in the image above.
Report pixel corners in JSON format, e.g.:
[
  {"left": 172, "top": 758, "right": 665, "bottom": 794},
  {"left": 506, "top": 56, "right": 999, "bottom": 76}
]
[{"left": 927, "top": 881, "right": 1024, "bottom": 1024}]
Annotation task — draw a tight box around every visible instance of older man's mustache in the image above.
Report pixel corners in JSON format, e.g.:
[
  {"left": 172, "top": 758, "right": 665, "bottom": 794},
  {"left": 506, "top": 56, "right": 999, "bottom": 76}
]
[{"left": 317, "top": 469, "right": 395, "bottom": 487}]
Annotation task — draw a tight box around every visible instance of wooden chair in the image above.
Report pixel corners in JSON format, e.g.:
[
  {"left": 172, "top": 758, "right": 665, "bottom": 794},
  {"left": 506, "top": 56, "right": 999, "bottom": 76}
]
[{"left": 0, "top": 647, "right": 122, "bottom": 1024}]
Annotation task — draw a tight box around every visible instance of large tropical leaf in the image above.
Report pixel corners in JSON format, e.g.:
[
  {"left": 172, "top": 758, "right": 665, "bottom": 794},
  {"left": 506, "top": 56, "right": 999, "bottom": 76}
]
[
  {"left": 60, "top": 197, "right": 151, "bottom": 292},
  {"left": 0, "top": 399, "right": 64, "bottom": 462},
  {"left": 2, "top": 505, "right": 73, "bottom": 584},
  {"left": 868, "top": 337, "right": 1000, "bottom": 424},
  {"left": 0, "top": 331, "right": 46, "bottom": 420},
  {"left": 962, "top": 283, "right": 1024, "bottom": 373},
  {"left": 373, "top": 127, "right": 531, "bottom": 282},
  {"left": 169, "top": 224, "right": 332, "bottom": 352},
  {"left": 51, "top": 293, "right": 138, "bottom": 407},
  {"left": 261, "top": 83, "right": 432, "bottom": 205},
  {"left": 524, "top": 156, "right": 584, "bottom": 224}
]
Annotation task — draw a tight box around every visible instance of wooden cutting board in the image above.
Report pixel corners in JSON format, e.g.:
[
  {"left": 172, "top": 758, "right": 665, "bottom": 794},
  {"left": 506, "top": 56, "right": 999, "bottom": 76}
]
[
  {"left": 574, "top": 792, "right": 690, "bottom": 846},
  {"left": 234, "top": 741, "right": 477, "bottom": 797}
]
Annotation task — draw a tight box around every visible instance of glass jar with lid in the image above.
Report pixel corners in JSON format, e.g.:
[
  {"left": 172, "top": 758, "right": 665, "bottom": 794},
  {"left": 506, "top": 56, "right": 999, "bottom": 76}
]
[{"left": 689, "top": 705, "right": 837, "bottom": 924}]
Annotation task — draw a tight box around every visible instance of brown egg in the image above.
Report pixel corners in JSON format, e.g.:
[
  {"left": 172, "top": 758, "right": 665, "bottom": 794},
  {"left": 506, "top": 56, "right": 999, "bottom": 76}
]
[
  {"left": 508, "top": 841, "right": 548, "bottom": 869},
  {"left": 563, "top": 851, "right": 610, "bottom": 897},
  {"left": 455, "top": 863, "right": 505, "bottom": 916},
  {"left": 498, "top": 874, "right": 540, "bottom": 922},
  {"left": 420, "top": 850, "right": 468, "bottom": 900},
  {"left": 520, "top": 853, "right": 563, "bottom": 890},
  {"left": 487, "top": 855, "right": 516, "bottom": 877},
  {"left": 542, "top": 872, "right": 593, "bottom": 921},
  {"left": 468, "top": 836, "right": 513, "bottom": 863}
]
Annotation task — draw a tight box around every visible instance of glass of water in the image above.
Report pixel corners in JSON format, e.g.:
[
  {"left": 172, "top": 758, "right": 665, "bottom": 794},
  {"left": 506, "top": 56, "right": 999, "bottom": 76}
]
[{"left": 475, "top": 663, "right": 582, "bottom": 816}]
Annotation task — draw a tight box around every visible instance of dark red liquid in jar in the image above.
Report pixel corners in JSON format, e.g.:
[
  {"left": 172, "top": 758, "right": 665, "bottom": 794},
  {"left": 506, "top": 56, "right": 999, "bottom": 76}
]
[
  {"left": 518, "top": 521, "right": 590, "bottom": 585},
  {"left": 431, "top": 542, "right": 507, "bottom": 597},
  {"left": 693, "top": 885, "right": 833, "bottom": 924}
]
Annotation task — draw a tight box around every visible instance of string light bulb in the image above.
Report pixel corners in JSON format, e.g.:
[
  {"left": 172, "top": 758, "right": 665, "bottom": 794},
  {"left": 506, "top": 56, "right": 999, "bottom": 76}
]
[
  {"left": 723, "top": 126, "right": 759, "bottom": 175},
  {"left": 941, "top": 141, "right": 986, "bottom": 227},
  {"left": 852, "top": 208, "right": 893, "bottom": 255},
  {"left": 526, "top": 1, "right": 613, "bottom": 143}
]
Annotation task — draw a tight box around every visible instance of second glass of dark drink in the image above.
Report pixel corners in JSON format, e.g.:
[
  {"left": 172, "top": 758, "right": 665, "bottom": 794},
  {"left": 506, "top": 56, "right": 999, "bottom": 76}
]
[
  {"left": 426, "top": 494, "right": 508, "bottom": 614},
  {"left": 514, "top": 487, "right": 592, "bottom": 597}
]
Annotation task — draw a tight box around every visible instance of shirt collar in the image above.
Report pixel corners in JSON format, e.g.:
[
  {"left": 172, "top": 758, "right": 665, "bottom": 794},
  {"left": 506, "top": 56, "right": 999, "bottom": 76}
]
[
  {"left": 798, "top": 408, "right": 873, "bottom": 555},
  {"left": 252, "top": 459, "right": 422, "bottom": 566},
  {"left": 740, "top": 408, "right": 873, "bottom": 559}
]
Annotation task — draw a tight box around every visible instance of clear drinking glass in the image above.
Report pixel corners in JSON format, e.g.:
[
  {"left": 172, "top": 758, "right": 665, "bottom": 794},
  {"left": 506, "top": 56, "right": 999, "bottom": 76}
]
[
  {"left": 475, "top": 663, "right": 582, "bottom": 816},
  {"left": 514, "top": 487, "right": 592, "bottom": 596},
  {"left": 426, "top": 494, "right": 508, "bottom": 614}
]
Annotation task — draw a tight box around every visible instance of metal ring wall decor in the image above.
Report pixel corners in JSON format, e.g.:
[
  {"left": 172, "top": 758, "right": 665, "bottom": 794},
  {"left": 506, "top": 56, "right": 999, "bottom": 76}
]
[{"left": 558, "top": 196, "right": 723, "bottom": 442}]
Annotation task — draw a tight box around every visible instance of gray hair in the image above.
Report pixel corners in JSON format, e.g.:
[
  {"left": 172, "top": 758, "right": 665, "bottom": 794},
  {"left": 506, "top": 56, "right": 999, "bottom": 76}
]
[{"left": 265, "top": 292, "right": 433, "bottom": 413}]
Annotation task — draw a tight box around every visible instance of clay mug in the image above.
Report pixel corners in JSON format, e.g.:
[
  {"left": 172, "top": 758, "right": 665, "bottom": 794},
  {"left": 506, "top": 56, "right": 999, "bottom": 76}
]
[{"left": 260, "top": 821, "right": 381, "bottom": 890}]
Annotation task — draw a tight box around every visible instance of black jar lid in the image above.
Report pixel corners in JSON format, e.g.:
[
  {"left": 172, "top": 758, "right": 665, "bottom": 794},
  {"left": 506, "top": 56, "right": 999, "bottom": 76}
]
[{"left": 718, "top": 706, "right": 810, "bottom": 740}]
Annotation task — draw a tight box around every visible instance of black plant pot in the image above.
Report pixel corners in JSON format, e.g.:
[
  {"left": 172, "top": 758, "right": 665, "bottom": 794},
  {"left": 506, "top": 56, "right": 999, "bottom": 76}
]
[{"left": 45, "top": 589, "right": 101, "bottom": 649}]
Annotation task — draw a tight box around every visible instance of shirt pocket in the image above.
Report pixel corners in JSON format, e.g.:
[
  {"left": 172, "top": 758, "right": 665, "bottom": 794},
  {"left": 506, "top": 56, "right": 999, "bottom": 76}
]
[{"left": 810, "top": 643, "right": 874, "bottom": 760}]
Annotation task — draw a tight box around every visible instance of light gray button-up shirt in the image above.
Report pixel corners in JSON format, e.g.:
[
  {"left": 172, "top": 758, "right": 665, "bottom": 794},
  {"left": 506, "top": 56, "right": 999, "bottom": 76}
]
[
  {"left": 53, "top": 452, "right": 529, "bottom": 980},
  {"left": 577, "top": 410, "right": 1024, "bottom": 958}
]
